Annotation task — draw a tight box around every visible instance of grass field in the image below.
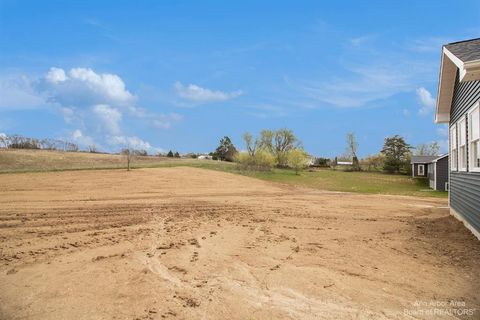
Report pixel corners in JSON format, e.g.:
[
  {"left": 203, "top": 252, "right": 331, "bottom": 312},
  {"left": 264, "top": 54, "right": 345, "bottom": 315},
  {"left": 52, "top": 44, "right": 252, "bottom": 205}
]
[
  {"left": 0, "top": 149, "right": 447, "bottom": 198},
  {"left": 247, "top": 168, "right": 448, "bottom": 198}
]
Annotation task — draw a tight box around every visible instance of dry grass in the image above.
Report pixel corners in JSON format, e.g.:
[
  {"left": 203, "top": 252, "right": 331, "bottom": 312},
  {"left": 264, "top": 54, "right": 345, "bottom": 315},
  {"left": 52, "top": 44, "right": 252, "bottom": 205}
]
[{"left": 0, "top": 149, "right": 185, "bottom": 173}]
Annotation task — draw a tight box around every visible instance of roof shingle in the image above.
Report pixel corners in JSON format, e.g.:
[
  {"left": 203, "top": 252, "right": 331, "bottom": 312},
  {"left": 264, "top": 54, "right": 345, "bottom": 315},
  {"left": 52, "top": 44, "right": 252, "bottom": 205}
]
[
  {"left": 445, "top": 38, "right": 480, "bottom": 63},
  {"left": 411, "top": 155, "right": 439, "bottom": 164}
]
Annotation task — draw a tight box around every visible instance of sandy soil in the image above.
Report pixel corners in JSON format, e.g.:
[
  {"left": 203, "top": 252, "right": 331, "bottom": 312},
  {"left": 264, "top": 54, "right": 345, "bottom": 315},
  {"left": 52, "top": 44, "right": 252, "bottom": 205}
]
[{"left": 0, "top": 167, "right": 479, "bottom": 320}]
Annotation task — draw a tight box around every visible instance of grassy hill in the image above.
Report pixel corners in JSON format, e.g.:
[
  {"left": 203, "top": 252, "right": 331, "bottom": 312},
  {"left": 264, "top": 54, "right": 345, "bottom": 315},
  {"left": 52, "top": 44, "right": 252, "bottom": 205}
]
[
  {"left": 0, "top": 149, "right": 188, "bottom": 173},
  {"left": 0, "top": 148, "right": 447, "bottom": 198}
]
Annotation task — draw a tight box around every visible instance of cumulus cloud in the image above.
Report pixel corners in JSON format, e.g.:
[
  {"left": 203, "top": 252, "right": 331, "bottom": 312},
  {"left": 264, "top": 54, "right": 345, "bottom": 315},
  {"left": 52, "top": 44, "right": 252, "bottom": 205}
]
[
  {"left": 107, "top": 135, "right": 154, "bottom": 151},
  {"left": 92, "top": 104, "right": 122, "bottom": 135},
  {"left": 417, "top": 87, "right": 436, "bottom": 115},
  {"left": 72, "top": 129, "right": 95, "bottom": 147},
  {"left": 174, "top": 81, "right": 242, "bottom": 103},
  {"left": 40, "top": 67, "right": 135, "bottom": 108},
  {"left": 45, "top": 67, "right": 67, "bottom": 83},
  {"left": 1, "top": 67, "right": 182, "bottom": 152}
]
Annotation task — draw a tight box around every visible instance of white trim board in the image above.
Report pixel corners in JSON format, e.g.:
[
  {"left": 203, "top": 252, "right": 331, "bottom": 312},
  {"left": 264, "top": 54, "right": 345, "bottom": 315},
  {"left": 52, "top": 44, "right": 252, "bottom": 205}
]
[{"left": 435, "top": 47, "right": 480, "bottom": 124}]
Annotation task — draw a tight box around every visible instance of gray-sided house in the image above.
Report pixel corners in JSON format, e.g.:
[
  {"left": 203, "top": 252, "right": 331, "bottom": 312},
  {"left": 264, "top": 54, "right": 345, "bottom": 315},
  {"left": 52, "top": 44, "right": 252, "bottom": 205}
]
[
  {"left": 435, "top": 38, "right": 480, "bottom": 240},
  {"left": 411, "top": 155, "right": 449, "bottom": 191}
]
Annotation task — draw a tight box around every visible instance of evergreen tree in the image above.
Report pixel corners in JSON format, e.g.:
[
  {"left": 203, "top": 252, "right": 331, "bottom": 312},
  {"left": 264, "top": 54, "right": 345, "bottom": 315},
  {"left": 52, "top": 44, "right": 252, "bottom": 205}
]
[
  {"left": 213, "top": 136, "right": 238, "bottom": 161},
  {"left": 381, "top": 135, "right": 412, "bottom": 173}
]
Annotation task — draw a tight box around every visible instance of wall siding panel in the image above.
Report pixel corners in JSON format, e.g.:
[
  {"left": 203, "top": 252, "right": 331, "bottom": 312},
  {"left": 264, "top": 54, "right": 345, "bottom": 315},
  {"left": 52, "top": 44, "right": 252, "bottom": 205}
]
[
  {"left": 435, "top": 157, "right": 449, "bottom": 191},
  {"left": 449, "top": 74, "right": 480, "bottom": 235}
]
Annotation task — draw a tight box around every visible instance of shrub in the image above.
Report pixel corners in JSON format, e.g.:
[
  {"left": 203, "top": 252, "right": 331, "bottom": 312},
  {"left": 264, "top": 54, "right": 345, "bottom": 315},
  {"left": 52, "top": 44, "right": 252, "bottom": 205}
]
[
  {"left": 287, "top": 148, "right": 309, "bottom": 174},
  {"left": 235, "top": 150, "right": 276, "bottom": 171}
]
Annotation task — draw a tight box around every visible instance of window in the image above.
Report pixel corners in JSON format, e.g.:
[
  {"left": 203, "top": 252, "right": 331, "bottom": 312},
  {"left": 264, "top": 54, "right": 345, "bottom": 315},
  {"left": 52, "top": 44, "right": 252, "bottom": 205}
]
[
  {"left": 450, "top": 124, "right": 457, "bottom": 171},
  {"left": 418, "top": 164, "right": 424, "bottom": 175},
  {"left": 468, "top": 103, "right": 480, "bottom": 172},
  {"left": 458, "top": 118, "right": 467, "bottom": 171}
]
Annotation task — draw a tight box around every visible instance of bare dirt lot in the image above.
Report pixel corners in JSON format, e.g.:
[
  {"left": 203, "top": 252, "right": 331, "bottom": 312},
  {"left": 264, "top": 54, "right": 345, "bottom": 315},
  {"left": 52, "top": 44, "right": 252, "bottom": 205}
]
[{"left": 0, "top": 167, "right": 479, "bottom": 319}]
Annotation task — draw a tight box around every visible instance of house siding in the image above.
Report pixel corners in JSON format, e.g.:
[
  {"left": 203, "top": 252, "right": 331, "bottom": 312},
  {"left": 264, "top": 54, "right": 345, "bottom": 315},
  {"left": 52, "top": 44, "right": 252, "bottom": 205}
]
[
  {"left": 449, "top": 73, "right": 480, "bottom": 235},
  {"left": 435, "top": 157, "right": 449, "bottom": 191},
  {"left": 450, "top": 173, "right": 480, "bottom": 231},
  {"left": 450, "top": 75, "right": 480, "bottom": 123}
]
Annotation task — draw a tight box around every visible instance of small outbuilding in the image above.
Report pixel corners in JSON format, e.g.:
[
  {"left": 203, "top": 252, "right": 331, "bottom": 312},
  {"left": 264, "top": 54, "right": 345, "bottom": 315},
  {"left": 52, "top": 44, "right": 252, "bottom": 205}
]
[
  {"left": 411, "top": 155, "right": 438, "bottom": 178},
  {"left": 411, "top": 154, "right": 449, "bottom": 191}
]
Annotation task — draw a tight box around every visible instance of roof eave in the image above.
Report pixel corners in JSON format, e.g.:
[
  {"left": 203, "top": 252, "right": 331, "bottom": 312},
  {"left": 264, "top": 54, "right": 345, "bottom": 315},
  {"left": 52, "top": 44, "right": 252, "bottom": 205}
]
[{"left": 435, "top": 48, "right": 480, "bottom": 124}]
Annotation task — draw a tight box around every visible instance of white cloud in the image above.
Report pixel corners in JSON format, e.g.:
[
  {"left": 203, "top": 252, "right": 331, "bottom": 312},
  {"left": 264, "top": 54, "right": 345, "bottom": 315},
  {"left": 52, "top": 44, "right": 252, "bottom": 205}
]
[
  {"left": 45, "top": 67, "right": 67, "bottom": 83},
  {"left": 289, "top": 35, "right": 438, "bottom": 109},
  {"left": 0, "top": 67, "right": 182, "bottom": 152},
  {"left": 108, "top": 135, "right": 157, "bottom": 151},
  {"left": 0, "top": 75, "right": 45, "bottom": 110},
  {"left": 349, "top": 34, "right": 376, "bottom": 47},
  {"left": 59, "top": 107, "right": 76, "bottom": 123},
  {"left": 70, "top": 68, "right": 134, "bottom": 103},
  {"left": 174, "top": 81, "right": 242, "bottom": 103},
  {"left": 40, "top": 67, "right": 136, "bottom": 108},
  {"left": 72, "top": 129, "right": 95, "bottom": 147},
  {"left": 92, "top": 104, "right": 122, "bottom": 135},
  {"left": 417, "top": 87, "right": 436, "bottom": 115},
  {"left": 299, "top": 65, "right": 414, "bottom": 108},
  {"left": 151, "top": 113, "right": 184, "bottom": 129}
]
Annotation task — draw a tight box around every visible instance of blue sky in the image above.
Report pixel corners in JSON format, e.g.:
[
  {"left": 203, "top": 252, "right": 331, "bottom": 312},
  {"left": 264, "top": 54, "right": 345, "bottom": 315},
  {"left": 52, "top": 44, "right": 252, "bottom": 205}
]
[{"left": 1, "top": 1, "right": 479, "bottom": 156}]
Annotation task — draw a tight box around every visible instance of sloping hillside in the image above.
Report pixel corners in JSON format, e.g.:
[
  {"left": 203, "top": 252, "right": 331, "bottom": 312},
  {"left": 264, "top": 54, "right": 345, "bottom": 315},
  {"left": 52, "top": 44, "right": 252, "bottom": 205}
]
[{"left": 0, "top": 149, "right": 185, "bottom": 173}]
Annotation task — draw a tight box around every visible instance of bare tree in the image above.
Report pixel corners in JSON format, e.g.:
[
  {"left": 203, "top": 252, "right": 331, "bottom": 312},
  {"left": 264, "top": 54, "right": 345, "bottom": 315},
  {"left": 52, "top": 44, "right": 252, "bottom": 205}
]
[
  {"left": 0, "top": 133, "right": 8, "bottom": 148},
  {"left": 65, "top": 142, "right": 79, "bottom": 152},
  {"left": 346, "top": 132, "right": 360, "bottom": 171},
  {"left": 243, "top": 132, "right": 257, "bottom": 156},
  {"left": 414, "top": 142, "right": 440, "bottom": 156},
  {"left": 346, "top": 132, "right": 358, "bottom": 159},
  {"left": 88, "top": 145, "right": 98, "bottom": 153},
  {"left": 121, "top": 146, "right": 134, "bottom": 171},
  {"left": 40, "top": 138, "right": 56, "bottom": 150}
]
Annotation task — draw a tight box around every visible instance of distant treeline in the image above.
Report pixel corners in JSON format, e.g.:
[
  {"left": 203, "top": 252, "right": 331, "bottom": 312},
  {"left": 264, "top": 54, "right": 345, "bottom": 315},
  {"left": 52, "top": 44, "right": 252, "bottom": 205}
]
[{"left": 1, "top": 134, "right": 83, "bottom": 152}]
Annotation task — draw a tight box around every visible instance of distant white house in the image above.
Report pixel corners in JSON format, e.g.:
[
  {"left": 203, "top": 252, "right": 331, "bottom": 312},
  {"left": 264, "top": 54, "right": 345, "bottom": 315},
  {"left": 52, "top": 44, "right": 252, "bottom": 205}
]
[
  {"left": 337, "top": 161, "right": 353, "bottom": 166},
  {"left": 197, "top": 155, "right": 213, "bottom": 160}
]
